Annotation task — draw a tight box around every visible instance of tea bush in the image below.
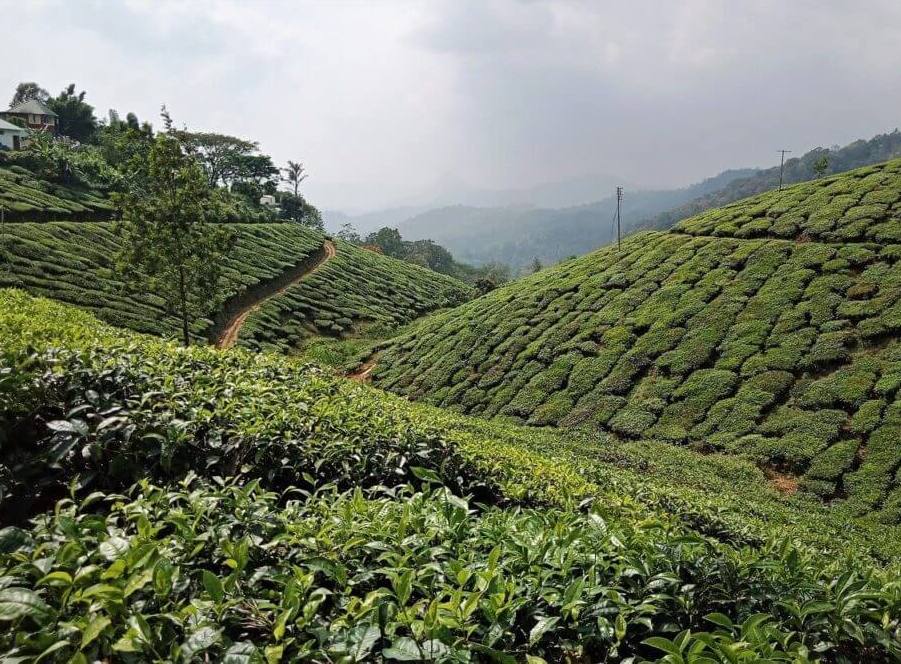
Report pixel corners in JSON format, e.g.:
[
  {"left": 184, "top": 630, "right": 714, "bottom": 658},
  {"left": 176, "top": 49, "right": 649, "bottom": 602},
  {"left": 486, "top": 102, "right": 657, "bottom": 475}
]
[
  {"left": 0, "top": 222, "right": 471, "bottom": 346},
  {"left": 1, "top": 290, "right": 901, "bottom": 661},
  {"left": 0, "top": 165, "right": 114, "bottom": 220},
  {"left": 374, "top": 160, "right": 901, "bottom": 520}
]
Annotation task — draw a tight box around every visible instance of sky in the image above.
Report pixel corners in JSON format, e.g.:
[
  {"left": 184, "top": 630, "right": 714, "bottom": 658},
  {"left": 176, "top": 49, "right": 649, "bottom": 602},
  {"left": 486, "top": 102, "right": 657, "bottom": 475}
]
[{"left": 2, "top": 0, "right": 900, "bottom": 212}]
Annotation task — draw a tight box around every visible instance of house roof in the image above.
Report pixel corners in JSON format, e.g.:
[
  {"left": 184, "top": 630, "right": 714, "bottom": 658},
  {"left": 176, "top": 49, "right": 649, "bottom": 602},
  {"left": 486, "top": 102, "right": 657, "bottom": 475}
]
[
  {"left": 5, "top": 98, "right": 57, "bottom": 117},
  {"left": 0, "top": 118, "right": 28, "bottom": 133}
]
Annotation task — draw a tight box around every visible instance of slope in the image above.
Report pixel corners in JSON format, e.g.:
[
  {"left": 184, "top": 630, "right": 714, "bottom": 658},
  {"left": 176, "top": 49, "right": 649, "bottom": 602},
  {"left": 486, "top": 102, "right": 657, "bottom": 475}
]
[
  {"left": 0, "top": 164, "right": 114, "bottom": 220},
  {"left": 396, "top": 168, "right": 756, "bottom": 269},
  {"left": 372, "top": 159, "right": 901, "bottom": 522},
  {"left": 1, "top": 290, "right": 899, "bottom": 661},
  {"left": 0, "top": 222, "right": 471, "bottom": 347}
]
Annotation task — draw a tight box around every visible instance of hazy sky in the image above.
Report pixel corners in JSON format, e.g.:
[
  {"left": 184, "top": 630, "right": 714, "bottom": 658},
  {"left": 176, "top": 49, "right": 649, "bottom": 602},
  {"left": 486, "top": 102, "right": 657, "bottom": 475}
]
[{"left": 2, "top": 0, "right": 900, "bottom": 211}]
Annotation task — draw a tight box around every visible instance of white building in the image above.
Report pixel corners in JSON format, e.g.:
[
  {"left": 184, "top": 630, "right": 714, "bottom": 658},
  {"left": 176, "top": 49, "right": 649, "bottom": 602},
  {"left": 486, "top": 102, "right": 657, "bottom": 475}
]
[{"left": 0, "top": 119, "right": 28, "bottom": 150}]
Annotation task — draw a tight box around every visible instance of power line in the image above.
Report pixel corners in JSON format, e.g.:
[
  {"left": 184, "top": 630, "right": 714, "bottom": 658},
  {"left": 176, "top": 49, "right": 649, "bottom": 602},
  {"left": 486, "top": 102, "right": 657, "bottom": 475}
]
[{"left": 778, "top": 149, "right": 792, "bottom": 190}]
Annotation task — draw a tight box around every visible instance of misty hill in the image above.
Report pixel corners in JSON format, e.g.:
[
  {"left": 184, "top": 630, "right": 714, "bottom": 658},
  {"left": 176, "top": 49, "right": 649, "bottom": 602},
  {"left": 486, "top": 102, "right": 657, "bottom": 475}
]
[
  {"left": 388, "top": 130, "right": 901, "bottom": 270},
  {"left": 646, "top": 129, "right": 901, "bottom": 230},
  {"left": 396, "top": 167, "right": 755, "bottom": 269}
]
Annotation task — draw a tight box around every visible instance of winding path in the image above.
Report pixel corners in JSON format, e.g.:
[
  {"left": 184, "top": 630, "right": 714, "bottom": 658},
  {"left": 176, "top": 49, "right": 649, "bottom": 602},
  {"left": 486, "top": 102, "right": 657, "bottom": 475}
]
[{"left": 211, "top": 239, "right": 336, "bottom": 349}]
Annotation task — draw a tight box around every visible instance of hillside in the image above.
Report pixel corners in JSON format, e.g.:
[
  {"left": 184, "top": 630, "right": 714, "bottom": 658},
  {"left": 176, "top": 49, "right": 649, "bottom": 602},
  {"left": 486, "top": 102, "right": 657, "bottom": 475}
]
[
  {"left": 396, "top": 169, "right": 756, "bottom": 270},
  {"left": 390, "top": 131, "right": 901, "bottom": 270},
  {"left": 0, "top": 222, "right": 471, "bottom": 347},
  {"left": 645, "top": 129, "right": 901, "bottom": 231},
  {"left": 1, "top": 290, "right": 900, "bottom": 661},
  {"left": 0, "top": 164, "right": 114, "bottom": 220},
  {"left": 372, "top": 159, "right": 901, "bottom": 522}
]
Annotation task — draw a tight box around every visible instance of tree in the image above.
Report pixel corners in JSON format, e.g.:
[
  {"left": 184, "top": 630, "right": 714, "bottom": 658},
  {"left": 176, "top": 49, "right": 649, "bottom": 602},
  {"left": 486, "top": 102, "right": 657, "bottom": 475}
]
[
  {"left": 278, "top": 193, "right": 323, "bottom": 229},
  {"left": 530, "top": 257, "right": 543, "bottom": 274},
  {"left": 10, "top": 82, "right": 49, "bottom": 107},
  {"left": 115, "top": 131, "right": 236, "bottom": 346},
  {"left": 283, "top": 161, "right": 307, "bottom": 197},
  {"left": 48, "top": 84, "right": 98, "bottom": 143},
  {"left": 337, "top": 223, "right": 362, "bottom": 244},
  {"left": 174, "top": 131, "right": 259, "bottom": 188},
  {"left": 365, "top": 227, "right": 405, "bottom": 258},
  {"left": 813, "top": 155, "right": 830, "bottom": 178}
]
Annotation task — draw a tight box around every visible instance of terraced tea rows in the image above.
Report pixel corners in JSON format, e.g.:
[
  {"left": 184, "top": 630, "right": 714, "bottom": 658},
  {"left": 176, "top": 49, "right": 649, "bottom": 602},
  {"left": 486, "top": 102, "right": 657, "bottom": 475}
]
[
  {"left": 0, "top": 165, "right": 114, "bottom": 220},
  {"left": 1, "top": 289, "right": 899, "bottom": 661},
  {"left": 373, "top": 160, "right": 901, "bottom": 521},
  {"left": 239, "top": 239, "right": 474, "bottom": 352},
  {"left": 0, "top": 222, "right": 471, "bottom": 346}
]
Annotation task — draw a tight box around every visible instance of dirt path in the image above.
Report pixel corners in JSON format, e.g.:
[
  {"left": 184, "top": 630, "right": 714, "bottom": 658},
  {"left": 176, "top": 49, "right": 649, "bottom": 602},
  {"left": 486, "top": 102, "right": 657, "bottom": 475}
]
[
  {"left": 347, "top": 355, "right": 379, "bottom": 382},
  {"left": 211, "top": 239, "right": 336, "bottom": 349}
]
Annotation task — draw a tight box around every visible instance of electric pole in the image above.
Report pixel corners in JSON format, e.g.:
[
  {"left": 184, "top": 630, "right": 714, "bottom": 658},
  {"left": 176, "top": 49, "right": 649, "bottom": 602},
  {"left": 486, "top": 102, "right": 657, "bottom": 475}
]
[
  {"left": 778, "top": 149, "right": 792, "bottom": 190},
  {"left": 615, "top": 186, "right": 623, "bottom": 250}
]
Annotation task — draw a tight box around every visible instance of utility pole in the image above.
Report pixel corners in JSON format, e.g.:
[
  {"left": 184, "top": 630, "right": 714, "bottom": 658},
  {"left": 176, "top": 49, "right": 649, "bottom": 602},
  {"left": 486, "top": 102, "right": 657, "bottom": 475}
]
[
  {"left": 778, "top": 149, "right": 792, "bottom": 190},
  {"left": 615, "top": 186, "right": 623, "bottom": 250}
]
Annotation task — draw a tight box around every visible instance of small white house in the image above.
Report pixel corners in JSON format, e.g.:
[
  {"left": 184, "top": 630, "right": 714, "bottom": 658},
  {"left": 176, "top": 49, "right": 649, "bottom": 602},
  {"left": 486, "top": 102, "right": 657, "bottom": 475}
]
[
  {"left": 0, "top": 118, "right": 28, "bottom": 150},
  {"left": 260, "top": 194, "right": 277, "bottom": 207}
]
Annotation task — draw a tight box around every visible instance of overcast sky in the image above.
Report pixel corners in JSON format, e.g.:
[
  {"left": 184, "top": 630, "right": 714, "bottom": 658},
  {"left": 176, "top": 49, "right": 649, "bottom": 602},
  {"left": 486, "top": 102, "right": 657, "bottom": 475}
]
[{"left": 2, "top": 0, "right": 900, "bottom": 211}]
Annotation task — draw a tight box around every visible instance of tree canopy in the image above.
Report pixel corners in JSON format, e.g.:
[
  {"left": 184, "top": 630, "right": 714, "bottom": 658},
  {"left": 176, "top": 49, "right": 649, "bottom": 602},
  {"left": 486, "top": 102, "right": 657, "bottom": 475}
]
[{"left": 114, "top": 130, "right": 236, "bottom": 346}]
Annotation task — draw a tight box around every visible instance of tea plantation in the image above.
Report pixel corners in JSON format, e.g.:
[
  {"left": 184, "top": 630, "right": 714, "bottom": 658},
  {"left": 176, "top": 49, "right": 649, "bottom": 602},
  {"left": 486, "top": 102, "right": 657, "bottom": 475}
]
[
  {"left": 373, "top": 159, "right": 901, "bottom": 522},
  {"left": 1, "top": 290, "right": 900, "bottom": 661},
  {"left": 0, "top": 165, "right": 114, "bottom": 220},
  {"left": 0, "top": 222, "right": 471, "bottom": 346},
  {"left": 238, "top": 238, "right": 473, "bottom": 352}
]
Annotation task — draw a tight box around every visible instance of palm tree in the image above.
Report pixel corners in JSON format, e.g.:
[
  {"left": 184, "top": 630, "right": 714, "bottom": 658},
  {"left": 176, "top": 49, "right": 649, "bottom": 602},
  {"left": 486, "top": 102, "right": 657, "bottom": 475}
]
[{"left": 283, "top": 161, "right": 307, "bottom": 197}]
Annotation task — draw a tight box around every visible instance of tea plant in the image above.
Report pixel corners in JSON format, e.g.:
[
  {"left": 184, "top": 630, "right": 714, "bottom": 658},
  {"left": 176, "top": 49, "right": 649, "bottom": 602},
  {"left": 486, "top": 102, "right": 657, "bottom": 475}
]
[
  {"left": 373, "top": 159, "right": 901, "bottom": 521},
  {"left": 0, "top": 222, "right": 471, "bottom": 347}
]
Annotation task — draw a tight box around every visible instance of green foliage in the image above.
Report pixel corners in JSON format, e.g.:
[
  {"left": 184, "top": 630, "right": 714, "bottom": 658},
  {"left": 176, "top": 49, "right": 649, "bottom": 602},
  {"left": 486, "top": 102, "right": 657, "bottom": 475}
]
[
  {"left": 0, "top": 221, "right": 470, "bottom": 349},
  {"left": 1, "top": 290, "right": 900, "bottom": 661},
  {"left": 240, "top": 239, "right": 473, "bottom": 352},
  {"left": 0, "top": 164, "right": 113, "bottom": 220},
  {"left": 47, "top": 83, "right": 98, "bottom": 143},
  {"left": 375, "top": 160, "right": 901, "bottom": 518},
  {"left": 114, "top": 132, "right": 237, "bottom": 345}
]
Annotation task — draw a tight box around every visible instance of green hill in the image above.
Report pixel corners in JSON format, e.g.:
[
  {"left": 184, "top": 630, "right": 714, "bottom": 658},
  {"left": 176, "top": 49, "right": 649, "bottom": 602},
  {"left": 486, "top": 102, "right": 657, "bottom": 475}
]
[
  {"left": 1, "top": 290, "right": 899, "bottom": 661},
  {"left": 372, "top": 159, "right": 901, "bottom": 522},
  {"left": 0, "top": 165, "right": 114, "bottom": 220},
  {"left": 0, "top": 222, "right": 471, "bottom": 347}
]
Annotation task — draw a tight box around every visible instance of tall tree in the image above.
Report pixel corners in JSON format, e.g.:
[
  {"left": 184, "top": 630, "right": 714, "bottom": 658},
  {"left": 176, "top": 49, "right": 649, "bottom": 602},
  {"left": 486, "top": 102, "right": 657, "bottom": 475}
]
[
  {"left": 174, "top": 131, "right": 259, "bottom": 188},
  {"left": 365, "top": 227, "right": 405, "bottom": 258},
  {"left": 115, "top": 131, "right": 236, "bottom": 346},
  {"left": 813, "top": 155, "right": 830, "bottom": 178},
  {"left": 283, "top": 161, "right": 307, "bottom": 197},
  {"left": 9, "top": 82, "right": 49, "bottom": 107},
  {"left": 48, "top": 84, "right": 98, "bottom": 143}
]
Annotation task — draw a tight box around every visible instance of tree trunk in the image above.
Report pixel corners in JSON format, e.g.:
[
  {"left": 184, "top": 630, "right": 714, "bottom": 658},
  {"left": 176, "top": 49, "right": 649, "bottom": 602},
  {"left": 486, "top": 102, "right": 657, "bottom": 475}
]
[{"left": 177, "top": 263, "right": 190, "bottom": 347}]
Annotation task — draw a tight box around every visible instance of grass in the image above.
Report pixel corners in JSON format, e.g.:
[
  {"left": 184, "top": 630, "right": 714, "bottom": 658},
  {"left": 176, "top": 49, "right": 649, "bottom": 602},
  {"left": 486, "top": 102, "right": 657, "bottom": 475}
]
[
  {"left": 372, "top": 159, "right": 901, "bottom": 524},
  {"left": 0, "top": 222, "right": 471, "bottom": 347},
  {"left": 1, "top": 289, "right": 900, "bottom": 661}
]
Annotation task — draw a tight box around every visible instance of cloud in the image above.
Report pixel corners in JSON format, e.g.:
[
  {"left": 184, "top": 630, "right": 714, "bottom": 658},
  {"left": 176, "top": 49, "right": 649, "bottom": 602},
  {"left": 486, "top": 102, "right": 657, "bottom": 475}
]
[{"left": 1, "top": 0, "right": 900, "bottom": 211}]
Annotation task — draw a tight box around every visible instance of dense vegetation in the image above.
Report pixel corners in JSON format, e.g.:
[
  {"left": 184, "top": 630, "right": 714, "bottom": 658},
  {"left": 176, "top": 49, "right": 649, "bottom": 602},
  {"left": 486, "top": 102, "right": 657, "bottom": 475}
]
[
  {"left": 240, "top": 238, "right": 473, "bottom": 352},
  {"left": 0, "top": 222, "right": 470, "bottom": 347},
  {"left": 0, "top": 164, "right": 113, "bottom": 220},
  {"left": 373, "top": 160, "right": 901, "bottom": 523},
  {"left": 1, "top": 290, "right": 900, "bottom": 661}
]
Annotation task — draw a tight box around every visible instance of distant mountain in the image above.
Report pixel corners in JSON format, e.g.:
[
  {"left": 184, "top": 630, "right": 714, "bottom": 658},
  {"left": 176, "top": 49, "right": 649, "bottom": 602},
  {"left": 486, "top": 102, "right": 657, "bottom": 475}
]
[
  {"left": 396, "top": 168, "right": 756, "bottom": 269},
  {"left": 322, "top": 206, "right": 431, "bottom": 235},
  {"left": 644, "top": 130, "right": 901, "bottom": 231},
  {"left": 322, "top": 173, "right": 627, "bottom": 236},
  {"left": 396, "top": 129, "right": 901, "bottom": 270}
]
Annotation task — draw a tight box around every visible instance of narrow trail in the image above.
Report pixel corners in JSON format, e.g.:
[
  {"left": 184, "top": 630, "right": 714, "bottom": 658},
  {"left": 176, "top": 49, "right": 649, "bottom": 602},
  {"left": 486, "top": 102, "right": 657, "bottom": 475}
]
[
  {"left": 211, "top": 239, "right": 336, "bottom": 349},
  {"left": 347, "top": 355, "right": 379, "bottom": 382}
]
